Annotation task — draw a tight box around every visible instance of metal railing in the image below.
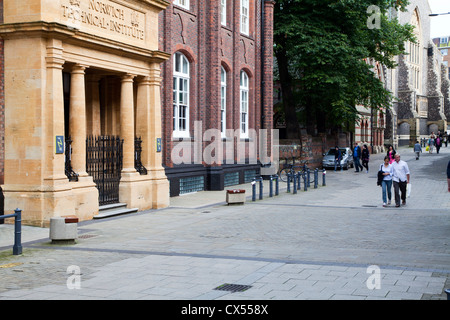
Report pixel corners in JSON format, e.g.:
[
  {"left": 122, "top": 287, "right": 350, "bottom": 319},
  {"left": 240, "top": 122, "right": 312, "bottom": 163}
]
[{"left": 0, "top": 208, "right": 22, "bottom": 255}]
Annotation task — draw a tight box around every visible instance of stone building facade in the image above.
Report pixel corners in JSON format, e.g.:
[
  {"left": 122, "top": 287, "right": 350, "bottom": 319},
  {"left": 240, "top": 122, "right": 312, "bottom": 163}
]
[
  {"left": 159, "top": 0, "right": 274, "bottom": 196},
  {"left": 433, "top": 36, "right": 450, "bottom": 79},
  {"left": 384, "top": 1, "right": 449, "bottom": 148},
  {"left": 0, "top": 0, "right": 171, "bottom": 226}
]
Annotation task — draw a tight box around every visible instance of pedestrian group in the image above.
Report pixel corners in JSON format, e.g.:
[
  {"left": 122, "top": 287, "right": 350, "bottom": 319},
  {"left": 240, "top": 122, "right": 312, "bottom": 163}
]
[{"left": 334, "top": 131, "right": 447, "bottom": 207}]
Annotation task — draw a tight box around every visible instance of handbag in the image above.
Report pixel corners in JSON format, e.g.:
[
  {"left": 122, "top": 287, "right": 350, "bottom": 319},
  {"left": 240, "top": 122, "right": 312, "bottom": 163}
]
[
  {"left": 407, "top": 183, "right": 411, "bottom": 198},
  {"left": 377, "top": 164, "right": 384, "bottom": 186}
]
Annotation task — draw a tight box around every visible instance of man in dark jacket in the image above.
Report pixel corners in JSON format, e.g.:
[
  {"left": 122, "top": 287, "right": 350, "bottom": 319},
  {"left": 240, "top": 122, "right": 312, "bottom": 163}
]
[
  {"left": 334, "top": 146, "right": 342, "bottom": 171},
  {"left": 353, "top": 143, "right": 363, "bottom": 172}
]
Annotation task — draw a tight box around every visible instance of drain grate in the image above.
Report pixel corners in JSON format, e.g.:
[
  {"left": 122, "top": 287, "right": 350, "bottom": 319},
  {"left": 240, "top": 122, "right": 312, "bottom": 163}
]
[
  {"left": 214, "top": 283, "right": 252, "bottom": 293},
  {"left": 78, "top": 234, "right": 98, "bottom": 239}
]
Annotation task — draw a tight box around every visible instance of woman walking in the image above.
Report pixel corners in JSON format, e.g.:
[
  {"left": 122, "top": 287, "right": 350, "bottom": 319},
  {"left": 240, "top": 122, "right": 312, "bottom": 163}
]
[
  {"left": 387, "top": 145, "right": 396, "bottom": 164},
  {"left": 380, "top": 156, "right": 393, "bottom": 207},
  {"left": 362, "top": 144, "right": 370, "bottom": 173},
  {"left": 428, "top": 133, "right": 435, "bottom": 154}
]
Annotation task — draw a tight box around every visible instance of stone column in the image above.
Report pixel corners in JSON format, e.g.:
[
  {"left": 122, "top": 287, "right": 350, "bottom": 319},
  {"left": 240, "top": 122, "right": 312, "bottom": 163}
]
[
  {"left": 120, "top": 74, "right": 137, "bottom": 173},
  {"left": 69, "top": 64, "right": 88, "bottom": 177},
  {"left": 86, "top": 75, "right": 101, "bottom": 136}
]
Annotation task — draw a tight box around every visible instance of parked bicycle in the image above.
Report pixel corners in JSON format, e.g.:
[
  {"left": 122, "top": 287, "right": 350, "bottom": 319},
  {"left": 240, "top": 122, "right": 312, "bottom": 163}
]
[{"left": 278, "top": 157, "right": 309, "bottom": 182}]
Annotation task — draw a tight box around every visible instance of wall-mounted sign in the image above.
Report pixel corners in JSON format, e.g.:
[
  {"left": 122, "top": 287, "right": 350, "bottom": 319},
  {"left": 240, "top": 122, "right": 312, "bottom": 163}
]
[
  {"left": 156, "top": 138, "right": 162, "bottom": 152},
  {"left": 56, "top": 136, "right": 64, "bottom": 154}
]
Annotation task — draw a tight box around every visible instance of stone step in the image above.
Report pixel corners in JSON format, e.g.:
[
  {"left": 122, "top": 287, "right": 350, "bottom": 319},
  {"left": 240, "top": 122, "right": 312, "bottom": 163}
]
[{"left": 94, "top": 203, "right": 139, "bottom": 219}]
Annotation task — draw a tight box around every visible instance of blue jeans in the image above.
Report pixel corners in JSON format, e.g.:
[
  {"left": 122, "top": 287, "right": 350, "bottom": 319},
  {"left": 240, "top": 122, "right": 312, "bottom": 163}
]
[
  {"left": 382, "top": 179, "right": 392, "bottom": 204},
  {"left": 354, "top": 157, "right": 363, "bottom": 172},
  {"left": 334, "top": 159, "right": 342, "bottom": 171}
]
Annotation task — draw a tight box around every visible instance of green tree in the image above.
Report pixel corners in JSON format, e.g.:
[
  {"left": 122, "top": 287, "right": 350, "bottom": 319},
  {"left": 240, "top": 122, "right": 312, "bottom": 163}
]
[{"left": 274, "top": 0, "right": 415, "bottom": 138}]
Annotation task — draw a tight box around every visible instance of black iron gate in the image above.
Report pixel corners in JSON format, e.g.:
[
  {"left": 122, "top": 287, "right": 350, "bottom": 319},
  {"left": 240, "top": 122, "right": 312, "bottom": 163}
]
[{"left": 86, "top": 136, "right": 123, "bottom": 206}]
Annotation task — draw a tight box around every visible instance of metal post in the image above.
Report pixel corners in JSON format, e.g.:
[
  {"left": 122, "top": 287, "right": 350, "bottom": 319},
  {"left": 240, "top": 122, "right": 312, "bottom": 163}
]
[
  {"left": 307, "top": 169, "right": 311, "bottom": 188},
  {"left": 297, "top": 172, "right": 301, "bottom": 190},
  {"left": 287, "top": 173, "right": 291, "bottom": 193},
  {"left": 314, "top": 169, "right": 318, "bottom": 189},
  {"left": 275, "top": 175, "right": 279, "bottom": 196},
  {"left": 259, "top": 178, "right": 263, "bottom": 200},
  {"left": 303, "top": 172, "right": 308, "bottom": 191},
  {"left": 322, "top": 168, "right": 326, "bottom": 186},
  {"left": 269, "top": 175, "right": 273, "bottom": 197},
  {"left": 13, "top": 208, "right": 22, "bottom": 255},
  {"left": 445, "top": 288, "right": 450, "bottom": 300},
  {"left": 252, "top": 179, "right": 256, "bottom": 201},
  {"left": 293, "top": 173, "right": 297, "bottom": 194}
]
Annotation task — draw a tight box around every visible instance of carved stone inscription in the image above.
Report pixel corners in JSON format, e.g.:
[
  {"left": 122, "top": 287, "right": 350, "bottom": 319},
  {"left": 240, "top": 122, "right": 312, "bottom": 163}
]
[{"left": 61, "top": 0, "right": 145, "bottom": 41}]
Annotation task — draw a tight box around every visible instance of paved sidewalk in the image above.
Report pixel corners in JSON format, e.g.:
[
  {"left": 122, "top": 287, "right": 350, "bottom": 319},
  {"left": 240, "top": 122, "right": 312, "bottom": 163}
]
[{"left": 0, "top": 145, "right": 449, "bottom": 301}]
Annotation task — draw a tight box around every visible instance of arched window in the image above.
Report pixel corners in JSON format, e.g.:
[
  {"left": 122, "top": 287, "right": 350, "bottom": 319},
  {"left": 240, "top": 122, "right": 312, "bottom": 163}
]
[
  {"left": 240, "top": 70, "right": 249, "bottom": 137},
  {"left": 173, "top": 52, "right": 190, "bottom": 137},
  {"left": 221, "top": 66, "right": 227, "bottom": 137},
  {"left": 409, "top": 9, "right": 421, "bottom": 92}
]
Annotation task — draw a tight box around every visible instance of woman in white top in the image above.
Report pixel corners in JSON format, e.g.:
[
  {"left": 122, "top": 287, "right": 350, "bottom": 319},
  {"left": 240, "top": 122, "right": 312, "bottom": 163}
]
[{"left": 380, "top": 155, "right": 393, "bottom": 207}]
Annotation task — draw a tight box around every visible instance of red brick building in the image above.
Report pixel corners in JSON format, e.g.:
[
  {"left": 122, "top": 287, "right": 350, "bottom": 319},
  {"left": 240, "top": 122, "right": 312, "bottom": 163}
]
[{"left": 159, "top": 0, "right": 274, "bottom": 196}]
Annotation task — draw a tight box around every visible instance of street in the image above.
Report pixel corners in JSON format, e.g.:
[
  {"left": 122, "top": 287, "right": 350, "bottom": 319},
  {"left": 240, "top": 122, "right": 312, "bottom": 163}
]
[{"left": 0, "top": 146, "right": 449, "bottom": 303}]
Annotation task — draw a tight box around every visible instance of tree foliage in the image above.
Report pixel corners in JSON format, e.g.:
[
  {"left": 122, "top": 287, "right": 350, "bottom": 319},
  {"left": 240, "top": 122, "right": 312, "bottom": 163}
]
[{"left": 274, "top": 0, "right": 415, "bottom": 138}]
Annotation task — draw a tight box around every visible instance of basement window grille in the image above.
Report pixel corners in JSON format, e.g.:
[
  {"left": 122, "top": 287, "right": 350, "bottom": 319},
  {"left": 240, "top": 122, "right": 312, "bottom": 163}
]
[{"left": 179, "top": 176, "right": 204, "bottom": 194}]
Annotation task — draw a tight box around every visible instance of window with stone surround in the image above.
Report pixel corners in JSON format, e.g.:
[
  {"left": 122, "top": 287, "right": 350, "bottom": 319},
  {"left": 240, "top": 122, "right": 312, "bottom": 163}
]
[
  {"left": 173, "top": 52, "right": 190, "bottom": 138},
  {"left": 221, "top": 66, "right": 227, "bottom": 137},
  {"left": 240, "top": 70, "right": 249, "bottom": 137}
]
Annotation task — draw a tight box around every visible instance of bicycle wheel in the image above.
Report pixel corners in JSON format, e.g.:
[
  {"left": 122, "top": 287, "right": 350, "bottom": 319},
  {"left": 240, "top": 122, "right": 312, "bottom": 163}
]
[{"left": 278, "top": 168, "right": 291, "bottom": 182}]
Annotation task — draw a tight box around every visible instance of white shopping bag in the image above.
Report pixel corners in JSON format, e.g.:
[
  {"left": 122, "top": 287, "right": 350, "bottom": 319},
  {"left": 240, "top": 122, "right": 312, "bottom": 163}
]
[{"left": 406, "top": 183, "right": 411, "bottom": 198}]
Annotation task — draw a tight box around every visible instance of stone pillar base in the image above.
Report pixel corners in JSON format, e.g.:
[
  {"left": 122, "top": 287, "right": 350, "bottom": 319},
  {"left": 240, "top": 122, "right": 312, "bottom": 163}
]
[
  {"left": 70, "top": 175, "right": 99, "bottom": 222},
  {"left": 119, "top": 171, "right": 169, "bottom": 210}
]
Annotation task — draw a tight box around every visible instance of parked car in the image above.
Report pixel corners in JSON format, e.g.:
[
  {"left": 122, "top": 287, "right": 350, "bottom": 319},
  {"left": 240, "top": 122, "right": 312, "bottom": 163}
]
[{"left": 322, "top": 147, "right": 354, "bottom": 170}]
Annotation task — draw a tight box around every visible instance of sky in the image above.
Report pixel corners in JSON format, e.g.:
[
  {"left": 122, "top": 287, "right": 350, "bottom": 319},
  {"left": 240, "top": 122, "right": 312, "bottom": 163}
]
[{"left": 428, "top": 0, "right": 450, "bottom": 38}]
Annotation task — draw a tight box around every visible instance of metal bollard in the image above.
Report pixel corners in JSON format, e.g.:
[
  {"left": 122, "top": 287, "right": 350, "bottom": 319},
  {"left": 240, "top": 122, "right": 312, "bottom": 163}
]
[
  {"left": 445, "top": 289, "right": 450, "bottom": 300},
  {"left": 275, "top": 175, "right": 279, "bottom": 196},
  {"left": 259, "top": 178, "right": 263, "bottom": 200},
  {"left": 269, "top": 175, "right": 273, "bottom": 197},
  {"left": 287, "top": 173, "right": 291, "bottom": 193},
  {"left": 293, "top": 173, "right": 297, "bottom": 194},
  {"left": 322, "top": 168, "right": 326, "bottom": 186},
  {"left": 307, "top": 169, "right": 311, "bottom": 188},
  {"left": 297, "top": 172, "right": 301, "bottom": 190},
  {"left": 252, "top": 179, "right": 256, "bottom": 201},
  {"left": 314, "top": 169, "right": 318, "bottom": 189},
  {"left": 13, "top": 208, "right": 22, "bottom": 255},
  {"left": 303, "top": 172, "right": 308, "bottom": 191}
]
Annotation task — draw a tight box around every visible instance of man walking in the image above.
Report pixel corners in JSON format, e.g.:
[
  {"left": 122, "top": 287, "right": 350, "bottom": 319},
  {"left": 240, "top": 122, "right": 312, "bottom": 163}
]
[
  {"left": 353, "top": 143, "right": 363, "bottom": 172},
  {"left": 413, "top": 140, "right": 422, "bottom": 160},
  {"left": 334, "top": 146, "right": 342, "bottom": 172},
  {"left": 392, "top": 153, "right": 410, "bottom": 207}
]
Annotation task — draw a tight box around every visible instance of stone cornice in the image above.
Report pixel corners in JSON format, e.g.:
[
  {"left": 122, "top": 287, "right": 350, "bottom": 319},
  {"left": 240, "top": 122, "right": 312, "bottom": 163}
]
[{"left": 0, "top": 21, "right": 170, "bottom": 63}]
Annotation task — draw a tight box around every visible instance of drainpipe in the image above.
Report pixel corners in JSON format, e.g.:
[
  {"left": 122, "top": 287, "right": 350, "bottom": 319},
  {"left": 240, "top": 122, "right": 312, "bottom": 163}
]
[{"left": 261, "top": 0, "right": 265, "bottom": 129}]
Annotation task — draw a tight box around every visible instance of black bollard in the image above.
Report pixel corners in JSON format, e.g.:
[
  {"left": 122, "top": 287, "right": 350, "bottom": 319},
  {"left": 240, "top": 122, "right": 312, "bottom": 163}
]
[
  {"left": 259, "top": 178, "right": 263, "bottom": 200},
  {"left": 275, "top": 175, "right": 279, "bottom": 196},
  {"left": 13, "top": 208, "right": 22, "bottom": 255},
  {"left": 303, "top": 172, "right": 308, "bottom": 191},
  {"left": 314, "top": 169, "right": 318, "bottom": 189},
  {"left": 322, "top": 168, "right": 326, "bottom": 186},
  {"left": 293, "top": 173, "right": 297, "bottom": 194},
  {"left": 269, "top": 175, "right": 273, "bottom": 197},
  {"left": 287, "top": 173, "right": 291, "bottom": 193},
  {"left": 252, "top": 179, "right": 256, "bottom": 201}
]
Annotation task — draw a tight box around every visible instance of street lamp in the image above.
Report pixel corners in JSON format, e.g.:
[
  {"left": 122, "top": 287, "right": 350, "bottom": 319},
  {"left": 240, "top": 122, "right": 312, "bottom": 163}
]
[{"left": 429, "top": 12, "right": 450, "bottom": 17}]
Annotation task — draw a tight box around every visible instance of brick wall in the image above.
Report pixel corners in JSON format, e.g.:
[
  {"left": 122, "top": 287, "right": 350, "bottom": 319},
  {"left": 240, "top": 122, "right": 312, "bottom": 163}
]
[{"left": 158, "top": 0, "right": 274, "bottom": 195}]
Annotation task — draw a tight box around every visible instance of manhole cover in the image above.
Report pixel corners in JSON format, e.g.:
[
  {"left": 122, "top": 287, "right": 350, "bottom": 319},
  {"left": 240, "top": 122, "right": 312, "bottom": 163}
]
[{"left": 214, "top": 283, "right": 252, "bottom": 293}]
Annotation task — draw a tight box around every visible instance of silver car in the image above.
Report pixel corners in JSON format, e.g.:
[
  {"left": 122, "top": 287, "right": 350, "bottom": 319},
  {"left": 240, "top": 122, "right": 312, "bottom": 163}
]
[{"left": 322, "top": 147, "right": 354, "bottom": 170}]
